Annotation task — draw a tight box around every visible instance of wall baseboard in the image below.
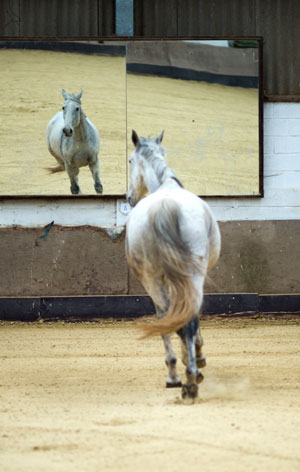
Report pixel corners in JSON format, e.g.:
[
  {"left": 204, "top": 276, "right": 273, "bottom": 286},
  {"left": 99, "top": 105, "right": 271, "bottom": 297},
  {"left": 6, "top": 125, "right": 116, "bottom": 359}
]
[{"left": 0, "top": 294, "right": 299, "bottom": 321}]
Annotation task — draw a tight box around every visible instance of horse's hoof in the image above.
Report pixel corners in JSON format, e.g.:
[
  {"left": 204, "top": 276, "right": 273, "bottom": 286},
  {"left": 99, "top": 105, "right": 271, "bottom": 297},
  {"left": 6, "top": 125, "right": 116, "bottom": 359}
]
[
  {"left": 197, "top": 357, "right": 206, "bottom": 369},
  {"left": 166, "top": 381, "right": 182, "bottom": 388},
  {"left": 196, "top": 372, "right": 204, "bottom": 384},
  {"left": 181, "top": 383, "right": 198, "bottom": 400},
  {"left": 95, "top": 184, "right": 103, "bottom": 194},
  {"left": 71, "top": 186, "right": 80, "bottom": 195}
]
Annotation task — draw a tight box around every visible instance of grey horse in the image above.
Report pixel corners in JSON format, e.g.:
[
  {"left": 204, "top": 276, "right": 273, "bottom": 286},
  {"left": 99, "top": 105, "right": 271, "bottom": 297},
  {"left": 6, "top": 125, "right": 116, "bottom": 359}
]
[
  {"left": 46, "top": 89, "right": 103, "bottom": 195},
  {"left": 126, "top": 130, "right": 221, "bottom": 401}
]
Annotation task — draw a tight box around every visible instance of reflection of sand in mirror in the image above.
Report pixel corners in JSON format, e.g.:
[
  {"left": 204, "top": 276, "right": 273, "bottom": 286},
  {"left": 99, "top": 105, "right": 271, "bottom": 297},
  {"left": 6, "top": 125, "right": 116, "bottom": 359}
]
[
  {"left": 127, "top": 73, "right": 259, "bottom": 196},
  {"left": 0, "top": 48, "right": 126, "bottom": 195}
]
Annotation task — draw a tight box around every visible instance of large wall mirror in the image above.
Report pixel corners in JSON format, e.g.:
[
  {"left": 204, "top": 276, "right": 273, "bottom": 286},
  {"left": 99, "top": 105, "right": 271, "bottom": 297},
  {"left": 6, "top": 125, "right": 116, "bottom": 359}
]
[{"left": 0, "top": 39, "right": 262, "bottom": 197}]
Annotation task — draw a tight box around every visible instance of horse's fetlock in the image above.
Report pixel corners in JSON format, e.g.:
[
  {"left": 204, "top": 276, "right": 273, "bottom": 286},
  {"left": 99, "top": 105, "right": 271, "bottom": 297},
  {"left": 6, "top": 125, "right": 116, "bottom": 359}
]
[
  {"left": 165, "top": 357, "right": 177, "bottom": 367},
  {"left": 186, "top": 365, "right": 198, "bottom": 380}
]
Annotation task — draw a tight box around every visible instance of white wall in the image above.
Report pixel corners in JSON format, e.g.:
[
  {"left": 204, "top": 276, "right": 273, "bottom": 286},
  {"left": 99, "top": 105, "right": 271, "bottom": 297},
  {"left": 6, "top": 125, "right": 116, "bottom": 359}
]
[
  {"left": 208, "top": 103, "right": 300, "bottom": 221},
  {"left": 0, "top": 103, "right": 299, "bottom": 228}
]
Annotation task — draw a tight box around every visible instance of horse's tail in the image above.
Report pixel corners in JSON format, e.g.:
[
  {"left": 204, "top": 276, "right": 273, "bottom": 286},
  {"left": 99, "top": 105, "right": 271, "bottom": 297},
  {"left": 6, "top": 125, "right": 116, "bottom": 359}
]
[
  {"left": 46, "top": 164, "right": 65, "bottom": 174},
  {"left": 140, "top": 198, "right": 204, "bottom": 338}
]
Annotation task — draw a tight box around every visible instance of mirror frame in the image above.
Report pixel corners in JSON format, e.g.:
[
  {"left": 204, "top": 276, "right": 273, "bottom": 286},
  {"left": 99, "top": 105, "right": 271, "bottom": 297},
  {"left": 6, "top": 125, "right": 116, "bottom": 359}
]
[{"left": 0, "top": 36, "right": 263, "bottom": 199}]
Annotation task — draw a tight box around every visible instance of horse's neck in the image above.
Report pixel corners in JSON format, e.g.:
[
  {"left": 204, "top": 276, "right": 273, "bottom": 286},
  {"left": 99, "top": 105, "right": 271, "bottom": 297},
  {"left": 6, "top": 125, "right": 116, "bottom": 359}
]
[
  {"left": 145, "top": 163, "right": 177, "bottom": 194},
  {"left": 144, "top": 166, "right": 161, "bottom": 193},
  {"left": 162, "top": 167, "right": 177, "bottom": 183},
  {"left": 76, "top": 110, "right": 89, "bottom": 139}
]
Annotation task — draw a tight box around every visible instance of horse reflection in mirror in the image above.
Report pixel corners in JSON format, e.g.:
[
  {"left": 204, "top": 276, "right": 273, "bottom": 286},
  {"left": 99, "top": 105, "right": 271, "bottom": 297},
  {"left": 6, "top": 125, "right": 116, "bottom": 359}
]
[
  {"left": 46, "top": 90, "right": 103, "bottom": 195},
  {"left": 126, "top": 130, "right": 221, "bottom": 401}
]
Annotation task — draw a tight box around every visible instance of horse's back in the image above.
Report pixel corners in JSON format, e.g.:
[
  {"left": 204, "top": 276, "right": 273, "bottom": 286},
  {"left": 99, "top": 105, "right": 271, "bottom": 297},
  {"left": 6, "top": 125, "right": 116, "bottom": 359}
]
[
  {"left": 128, "top": 184, "right": 211, "bottom": 234},
  {"left": 47, "top": 112, "right": 64, "bottom": 157},
  {"left": 126, "top": 184, "right": 220, "bottom": 268},
  {"left": 86, "top": 117, "right": 100, "bottom": 152}
]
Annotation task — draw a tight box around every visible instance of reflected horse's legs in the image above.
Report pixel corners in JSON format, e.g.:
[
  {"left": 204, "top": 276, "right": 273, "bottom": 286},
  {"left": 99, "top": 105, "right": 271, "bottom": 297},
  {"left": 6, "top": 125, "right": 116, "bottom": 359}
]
[
  {"left": 89, "top": 157, "right": 103, "bottom": 194},
  {"left": 65, "top": 163, "right": 81, "bottom": 195}
]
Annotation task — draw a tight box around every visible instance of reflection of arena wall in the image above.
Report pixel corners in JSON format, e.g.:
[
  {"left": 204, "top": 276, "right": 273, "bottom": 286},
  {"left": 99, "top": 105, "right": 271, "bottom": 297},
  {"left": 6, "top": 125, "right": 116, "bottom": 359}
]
[
  {"left": 0, "top": 40, "right": 259, "bottom": 88},
  {"left": 0, "top": 40, "right": 126, "bottom": 57},
  {"left": 126, "top": 41, "right": 259, "bottom": 88}
]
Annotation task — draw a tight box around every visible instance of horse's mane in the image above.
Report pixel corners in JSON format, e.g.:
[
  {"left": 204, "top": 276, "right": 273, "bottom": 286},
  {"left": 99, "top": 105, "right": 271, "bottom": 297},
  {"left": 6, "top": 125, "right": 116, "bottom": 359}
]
[
  {"left": 66, "top": 94, "right": 82, "bottom": 105},
  {"left": 138, "top": 137, "right": 183, "bottom": 187},
  {"left": 171, "top": 176, "right": 184, "bottom": 188},
  {"left": 138, "top": 137, "right": 168, "bottom": 182}
]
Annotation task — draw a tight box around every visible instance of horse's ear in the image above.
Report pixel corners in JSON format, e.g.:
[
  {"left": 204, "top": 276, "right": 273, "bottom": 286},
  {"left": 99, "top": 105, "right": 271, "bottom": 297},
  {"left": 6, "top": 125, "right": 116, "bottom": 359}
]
[
  {"left": 132, "top": 130, "right": 139, "bottom": 147},
  {"left": 76, "top": 90, "right": 83, "bottom": 100},
  {"left": 62, "top": 89, "right": 68, "bottom": 100},
  {"left": 156, "top": 130, "right": 164, "bottom": 144}
]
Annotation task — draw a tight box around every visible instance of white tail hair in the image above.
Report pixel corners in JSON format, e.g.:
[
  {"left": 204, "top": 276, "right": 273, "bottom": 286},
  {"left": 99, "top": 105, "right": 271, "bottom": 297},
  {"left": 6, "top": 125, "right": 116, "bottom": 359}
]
[{"left": 140, "top": 198, "right": 204, "bottom": 337}]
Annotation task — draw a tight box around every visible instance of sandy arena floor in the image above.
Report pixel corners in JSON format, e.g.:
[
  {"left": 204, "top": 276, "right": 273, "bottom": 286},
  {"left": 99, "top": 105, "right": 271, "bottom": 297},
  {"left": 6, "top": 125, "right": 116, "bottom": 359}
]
[{"left": 0, "top": 318, "right": 299, "bottom": 472}]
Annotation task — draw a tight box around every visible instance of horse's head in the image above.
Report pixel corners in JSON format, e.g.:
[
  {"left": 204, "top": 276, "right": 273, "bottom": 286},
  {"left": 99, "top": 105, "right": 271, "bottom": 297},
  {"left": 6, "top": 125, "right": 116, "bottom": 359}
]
[
  {"left": 61, "top": 89, "right": 83, "bottom": 137},
  {"left": 126, "top": 129, "right": 165, "bottom": 207}
]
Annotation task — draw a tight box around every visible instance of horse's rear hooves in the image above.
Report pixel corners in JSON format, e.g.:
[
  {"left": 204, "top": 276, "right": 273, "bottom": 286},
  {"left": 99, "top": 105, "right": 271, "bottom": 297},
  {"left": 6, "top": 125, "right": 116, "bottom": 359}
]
[
  {"left": 197, "top": 357, "right": 206, "bottom": 369},
  {"left": 181, "top": 383, "right": 198, "bottom": 401},
  {"left": 166, "top": 381, "right": 182, "bottom": 388},
  {"left": 196, "top": 372, "right": 204, "bottom": 384}
]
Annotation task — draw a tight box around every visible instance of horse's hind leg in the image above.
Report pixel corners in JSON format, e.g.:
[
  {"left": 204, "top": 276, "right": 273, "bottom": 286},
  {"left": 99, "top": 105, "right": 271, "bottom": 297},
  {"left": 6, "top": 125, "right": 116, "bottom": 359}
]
[
  {"left": 147, "top": 280, "right": 181, "bottom": 389},
  {"left": 89, "top": 157, "right": 103, "bottom": 194},
  {"left": 162, "top": 335, "right": 182, "bottom": 388},
  {"left": 180, "top": 324, "right": 206, "bottom": 369},
  {"left": 195, "top": 328, "right": 206, "bottom": 368},
  {"left": 177, "top": 317, "right": 202, "bottom": 401},
  {"left": 47, "top": 144, "right": 65, "bottom": 172}
]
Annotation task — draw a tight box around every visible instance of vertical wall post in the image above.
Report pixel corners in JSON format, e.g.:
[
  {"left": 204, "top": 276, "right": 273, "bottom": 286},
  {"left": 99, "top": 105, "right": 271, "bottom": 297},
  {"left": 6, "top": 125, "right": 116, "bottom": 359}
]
[{"left": 115, "top": 0, "right": 134, "bottom": 36}]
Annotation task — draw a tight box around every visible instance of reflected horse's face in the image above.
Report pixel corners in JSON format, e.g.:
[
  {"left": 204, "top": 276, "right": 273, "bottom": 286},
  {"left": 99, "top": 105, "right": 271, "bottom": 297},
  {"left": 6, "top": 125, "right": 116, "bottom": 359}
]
[
  {"left": 62, "top": 99, "right": 81, "bottom": 137},
  {"left": 127, "top": 147, "right": 147, "bottom": 207},
  {"left": 61, "top": 89, "right": 82, "bottom": 137}
]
